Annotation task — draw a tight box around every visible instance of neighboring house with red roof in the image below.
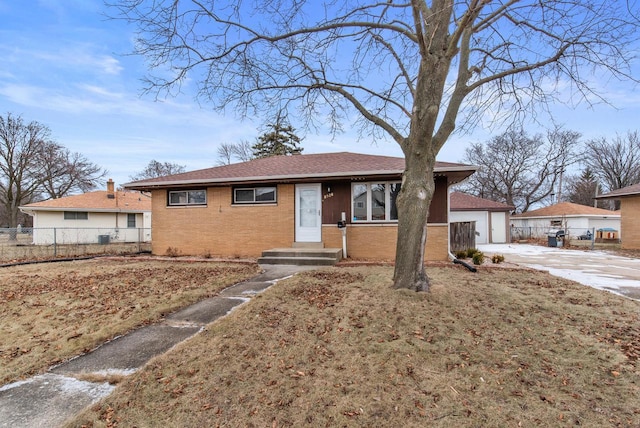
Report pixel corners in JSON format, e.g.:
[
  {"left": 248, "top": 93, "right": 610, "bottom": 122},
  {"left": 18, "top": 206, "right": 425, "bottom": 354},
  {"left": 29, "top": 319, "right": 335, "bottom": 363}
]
[
  {"left": 596, "top": 183, "right": 640, "bottom": 250},
  {"left": 125, "top": 152, "right": 476, "bottom": 263},
  {"left": 20, "top": 179, "right": 152, "bottom": 245},
  {"left": 510, "top": 202, "right": 620, "bottom": 240},
  {"left": 449, "top": 192, "right": 515, "bottom": 244}
]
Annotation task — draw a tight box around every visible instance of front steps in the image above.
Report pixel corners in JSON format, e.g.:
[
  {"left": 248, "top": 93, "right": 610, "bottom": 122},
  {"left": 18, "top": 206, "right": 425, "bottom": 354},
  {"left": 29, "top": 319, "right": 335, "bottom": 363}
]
[{"left": 258, "top": 247, "right": 343, "bottom": 266}]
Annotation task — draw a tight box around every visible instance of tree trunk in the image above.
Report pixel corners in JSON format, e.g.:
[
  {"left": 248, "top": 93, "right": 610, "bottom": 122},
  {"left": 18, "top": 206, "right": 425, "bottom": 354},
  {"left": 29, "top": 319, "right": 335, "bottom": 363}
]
[
  {"left": 393, "top": 148, "right": 436, "bottom": 292},
  {"left": 8, "top": 196, "right": 18, "bottom": 240}
]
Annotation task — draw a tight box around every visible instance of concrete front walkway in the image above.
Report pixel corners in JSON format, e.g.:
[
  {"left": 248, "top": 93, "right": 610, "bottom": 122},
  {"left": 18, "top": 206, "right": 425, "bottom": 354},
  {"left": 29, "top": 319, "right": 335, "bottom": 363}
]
[
  {"left": 480, "top": 243, "right": 640, "bottom": 300},
  {"left": 0, "top": 264, "right": 317, "bottom": 428}
]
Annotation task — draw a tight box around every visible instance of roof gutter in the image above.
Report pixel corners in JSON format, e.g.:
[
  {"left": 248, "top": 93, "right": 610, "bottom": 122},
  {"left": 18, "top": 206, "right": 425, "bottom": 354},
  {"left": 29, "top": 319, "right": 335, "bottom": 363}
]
[
  {"left": 18, "top": 206, "right": 150, "bottom": 214},
  {"left": 595, "top": 191, "right": 638, "bottom": 199}
]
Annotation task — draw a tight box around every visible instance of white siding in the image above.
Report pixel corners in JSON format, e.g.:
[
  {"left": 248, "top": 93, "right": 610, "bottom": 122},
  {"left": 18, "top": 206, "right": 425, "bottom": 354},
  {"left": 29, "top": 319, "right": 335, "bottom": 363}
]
[
  {"left": 30, "top": 211, "right": 151, "bottom": 244},
  {"left": 511, "top": 216, "right": 620, "bottom": 238},
  {"left": 450, "top": 211, "right": 489, "bottom": 245}
]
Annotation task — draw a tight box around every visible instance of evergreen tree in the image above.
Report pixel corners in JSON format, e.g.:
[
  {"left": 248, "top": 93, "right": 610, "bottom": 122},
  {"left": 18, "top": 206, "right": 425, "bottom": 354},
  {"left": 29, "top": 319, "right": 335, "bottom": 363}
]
[
  {"left": 566, "top": 168, "right": 612, "bottom": 209},
  {"left": 252, "top": 123, "right": 303, "bottom": 159}
]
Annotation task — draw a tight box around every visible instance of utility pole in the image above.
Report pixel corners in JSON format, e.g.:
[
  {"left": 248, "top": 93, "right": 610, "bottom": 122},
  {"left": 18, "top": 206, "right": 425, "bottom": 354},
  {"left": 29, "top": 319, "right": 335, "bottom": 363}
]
[{"left": 556, "top": 167, "right": 565, "bottom": 204}]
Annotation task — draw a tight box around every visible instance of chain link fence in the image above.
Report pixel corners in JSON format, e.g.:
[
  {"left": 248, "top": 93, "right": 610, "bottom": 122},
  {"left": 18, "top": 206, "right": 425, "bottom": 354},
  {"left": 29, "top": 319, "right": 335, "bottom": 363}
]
[
  {"left": 510, "top": 226, "right": 621, "bottom": 249},
  {"left": 0, "top": 227, "right": 151, "bottom": 262},
  {"left": 511, "top": 226, "right": 600, "bottom": 241}
]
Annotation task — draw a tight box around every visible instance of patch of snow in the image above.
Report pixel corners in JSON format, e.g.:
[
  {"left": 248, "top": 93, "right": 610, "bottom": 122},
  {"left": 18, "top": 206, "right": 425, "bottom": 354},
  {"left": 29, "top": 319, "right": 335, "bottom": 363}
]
[
  {"left": 0, "top": 378, "right": 32, "bottom": 392},
  {"left": 55, "top": 374, "right": 115, "bottom": 397},
  {"left": 525, "top": 264, "right": 639, "bottom": 292},
  {"left": 479, "top": 243, "right": 640, "bottom": 297},
  {"left": 0, "top": 374, "right": 114, "bottom": 398},
  {"left": 92, "top": 368, "right": 137, "bottom": 377}
]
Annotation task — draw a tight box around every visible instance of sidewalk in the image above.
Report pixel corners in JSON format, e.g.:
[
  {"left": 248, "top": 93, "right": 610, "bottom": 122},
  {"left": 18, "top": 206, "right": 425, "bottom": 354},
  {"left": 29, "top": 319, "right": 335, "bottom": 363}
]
[{"left": 0, "top": 264, "right": 317, "bottom": 428}]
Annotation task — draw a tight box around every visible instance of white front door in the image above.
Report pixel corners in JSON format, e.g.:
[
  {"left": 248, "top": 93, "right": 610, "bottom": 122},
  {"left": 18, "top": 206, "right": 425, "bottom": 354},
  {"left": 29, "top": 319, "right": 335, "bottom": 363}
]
[{"left": 295, "top": 184, "right": 322, "bottom": 242}]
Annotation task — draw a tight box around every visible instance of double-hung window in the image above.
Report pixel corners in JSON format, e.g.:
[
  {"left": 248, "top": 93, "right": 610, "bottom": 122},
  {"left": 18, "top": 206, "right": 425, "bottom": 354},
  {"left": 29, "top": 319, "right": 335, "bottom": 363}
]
[
  {"left": 352, "top": 182, "right": 401, "bottom": 222},
  {"left": 127, "top": 213, "right": 136, "bottom": 228},
  {"left": 168, "top": 189, "right": 207, "bottom": 206},
  {"left": 233, "top": 186, "right": 277, "bottom": 204}
]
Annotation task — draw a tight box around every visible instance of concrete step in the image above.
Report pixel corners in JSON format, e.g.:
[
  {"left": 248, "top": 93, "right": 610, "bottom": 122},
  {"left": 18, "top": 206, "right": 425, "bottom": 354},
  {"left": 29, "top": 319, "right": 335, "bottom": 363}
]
[
  {"left": 292, "top": 242, "right": 325, "bottom": 249},
  {"left": 261, "top": 248, "right": 341, "bottom": 260},
  {"left": 257, "top": 256, "right": 338, "bottom": 266},
  {"left": 258, "top": 248, "right": 342, "bottom": 266}
]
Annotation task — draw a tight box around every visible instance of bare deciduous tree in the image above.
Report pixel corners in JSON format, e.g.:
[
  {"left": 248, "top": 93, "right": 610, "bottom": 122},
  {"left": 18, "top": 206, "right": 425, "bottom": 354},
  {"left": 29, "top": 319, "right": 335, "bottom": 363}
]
[
  {"left": 110, "top": 0, "right": 640, "bottom": 291},
  {"left": 582, "top": 131, "right": 640, "bottom": 209},
  {"left": 129, "top": 159, "right": 186, "bottom": 181},
  {"left": 39, "top": 145, "right": 107, "bottom": 199},
  {"left": 0, "top": 113, "right": 107, "bottom": 228},
  {"left": 216, "top": 141, "right": 254, "bottom": 166},
  {"left": 460, "top": 127, "right": 581, "bottom": 213},
  {"left": 0, "top": 114, "right": 48, "bottom": 228}
]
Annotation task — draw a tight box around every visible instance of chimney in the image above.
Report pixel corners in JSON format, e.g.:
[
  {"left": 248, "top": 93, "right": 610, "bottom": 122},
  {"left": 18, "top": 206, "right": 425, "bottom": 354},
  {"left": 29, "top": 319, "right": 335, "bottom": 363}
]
[{"left": 107, "top": 179, "right": 115, "bottom": 199}]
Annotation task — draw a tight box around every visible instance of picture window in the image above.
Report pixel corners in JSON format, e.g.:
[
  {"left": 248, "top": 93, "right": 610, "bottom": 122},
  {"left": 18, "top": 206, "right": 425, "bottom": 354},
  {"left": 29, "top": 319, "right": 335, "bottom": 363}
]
[{"left": 352, "top": 182, "right": 401, "bottom": 222}]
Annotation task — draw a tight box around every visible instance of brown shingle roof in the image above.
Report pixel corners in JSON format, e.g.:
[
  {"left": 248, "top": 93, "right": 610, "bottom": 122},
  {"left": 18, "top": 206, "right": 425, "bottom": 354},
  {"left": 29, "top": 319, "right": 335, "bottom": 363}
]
[
  {"left": 124, "top": 152, "right": 476, "bottom": 189},
  {"left": 595, "top": 183, "right": 640, "bottom": 199},
  {"left": 20, "top": 191, "right": 151, "bottom": 213},
  {"left": 450, "top": 192, "right": 515, "bottom": 212},
  {"left": 512, "top": 202, "right": 619, "bottom": 218}
]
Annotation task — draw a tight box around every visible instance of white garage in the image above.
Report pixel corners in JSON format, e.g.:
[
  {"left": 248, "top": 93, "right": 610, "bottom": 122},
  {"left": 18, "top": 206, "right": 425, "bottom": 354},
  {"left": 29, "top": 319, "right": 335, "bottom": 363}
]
[{"left": 449, "top": 192, "right": 514, "bottom": 244}]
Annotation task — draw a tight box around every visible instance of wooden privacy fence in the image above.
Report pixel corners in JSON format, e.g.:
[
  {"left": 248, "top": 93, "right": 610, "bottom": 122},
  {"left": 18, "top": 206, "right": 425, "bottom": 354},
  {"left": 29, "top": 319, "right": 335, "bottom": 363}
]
[{"left": 450, "top": 221, "right": 476, "bottom": 253}]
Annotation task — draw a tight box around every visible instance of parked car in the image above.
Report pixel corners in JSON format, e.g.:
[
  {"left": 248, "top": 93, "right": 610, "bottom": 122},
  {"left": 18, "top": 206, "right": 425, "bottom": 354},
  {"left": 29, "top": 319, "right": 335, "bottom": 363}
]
[{"left": 578, "top": 230, "right": 593, "bottom": 240}]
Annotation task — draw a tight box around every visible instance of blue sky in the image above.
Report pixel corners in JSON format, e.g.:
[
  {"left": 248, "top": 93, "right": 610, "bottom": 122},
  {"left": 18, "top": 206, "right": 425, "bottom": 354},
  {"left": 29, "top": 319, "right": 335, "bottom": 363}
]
[{"left": 1, "top": 1, "right": 639, "bottom": 190}]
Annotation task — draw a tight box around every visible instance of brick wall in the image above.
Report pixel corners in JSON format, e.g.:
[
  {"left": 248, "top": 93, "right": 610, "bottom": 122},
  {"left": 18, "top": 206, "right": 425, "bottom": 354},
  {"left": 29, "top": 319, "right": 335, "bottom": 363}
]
[
  {"left": 322, "top": 223, "right": 449, "bottom": 261},
  {"left": 150, "top": 183, "right": 451, "bottom": 260},
  {"left": 621, "top": 196, "right": 640, "bottom": 250},
  {"left": 151, "top": 185, "right": 295, "bottom": 257}
]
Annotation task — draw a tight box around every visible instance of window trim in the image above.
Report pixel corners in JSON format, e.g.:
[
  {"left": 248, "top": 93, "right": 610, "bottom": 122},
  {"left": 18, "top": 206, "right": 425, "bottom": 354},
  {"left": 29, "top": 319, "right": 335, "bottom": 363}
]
[
  {"left": 167, "top": 189, "right": 207, "bottom": 207},
  {"left": 63, "top": 211, "right": 88, "bottom": 220},
  {"left": 232, "top": 186, "right": 277, "bottom": 205},
  {"left": 351, "top": 181, "right": 401, "bottom": 223}
]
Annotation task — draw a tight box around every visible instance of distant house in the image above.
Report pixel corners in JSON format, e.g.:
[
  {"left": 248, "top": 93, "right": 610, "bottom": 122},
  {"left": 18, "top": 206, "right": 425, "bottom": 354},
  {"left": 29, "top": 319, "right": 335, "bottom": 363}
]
[
  {"left": 510, "top": 202, "right": 620, "bottom": 239},
  {"left": 125, "top": 152, "right": 476, "bottom": 262},
  {"left": 595, "top": 183, "right": 640, "bottom": 250},
  {"left": 19, "top": 179, "right": 152, "bottom": 245},
  {"left": 449, "top": 192, "right": 514, "bottom": 244}
]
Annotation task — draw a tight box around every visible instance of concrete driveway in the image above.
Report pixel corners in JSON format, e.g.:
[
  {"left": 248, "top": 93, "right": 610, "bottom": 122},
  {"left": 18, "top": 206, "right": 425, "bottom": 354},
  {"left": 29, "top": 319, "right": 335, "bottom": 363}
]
[{"left": 479, "top": 243, "right": 640, "bottom": 300}]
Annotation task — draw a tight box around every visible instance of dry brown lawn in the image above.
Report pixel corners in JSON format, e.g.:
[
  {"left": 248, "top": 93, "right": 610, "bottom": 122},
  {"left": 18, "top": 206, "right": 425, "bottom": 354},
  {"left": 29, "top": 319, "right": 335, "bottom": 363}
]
[
  {"left": 68, "top": 265, "right": 640, "bottom": 427},
  {"left": 0, "top": 258, "right": 260, "bottom": 385}
]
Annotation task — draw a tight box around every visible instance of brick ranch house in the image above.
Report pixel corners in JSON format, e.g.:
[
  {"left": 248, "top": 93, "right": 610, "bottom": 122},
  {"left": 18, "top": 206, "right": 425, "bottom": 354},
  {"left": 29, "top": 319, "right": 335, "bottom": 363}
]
[
  {"left": 124, "top": 152, "right": 476, "bottom": 262},
  {"left": 596, "top": 183, "right": 640, "bottom": 250}
]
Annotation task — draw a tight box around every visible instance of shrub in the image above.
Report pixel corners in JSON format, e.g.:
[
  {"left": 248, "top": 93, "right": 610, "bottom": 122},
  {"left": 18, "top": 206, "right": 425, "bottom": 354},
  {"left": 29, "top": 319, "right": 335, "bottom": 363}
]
[
  {"left": 455, "top": 250, "right": 468, "bottom": 259},
  {"left": 472, "top": 251, "right": 485, "bottom": 265},
  {"left": 466, "top": 248, "right": 479, "bottom": 258},
  {"left": 491, "top": 254, "right": 505, "bottom": 264},
  {"left": 165, "top": 247, "right": 181, "bottom": 257}
]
